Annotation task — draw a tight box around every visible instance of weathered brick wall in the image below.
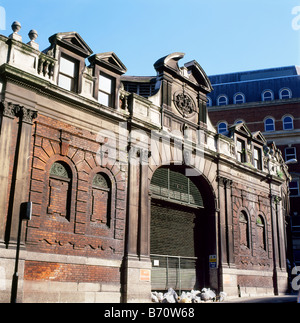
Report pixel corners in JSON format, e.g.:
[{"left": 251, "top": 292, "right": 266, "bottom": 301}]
[
  {"left": 25, "top": 114, "right": 127, "bottom": 261},
  {"left": 232, "top": 184, "right": 273, "bottom": 270},
  {"left": 24, "top": 261, "right": 120, "bottom": 283}
]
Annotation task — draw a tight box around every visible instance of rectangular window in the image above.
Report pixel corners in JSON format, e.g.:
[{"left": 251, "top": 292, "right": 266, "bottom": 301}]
[
  {"left": 98, "top": 74, "right": 114, "bottom": 107},
  {"left": 237, "top": 139, "right": 246, "bottom": 163},
  {"left": 285, "top": 147, "right": 297, "bottom": 161},
  {"left": 253, "top": 147, "right": 262, "bottom": 170},
  {"left": 290, "top": 179, "right": 300, "bottom": 197},
  {"left": 58, "top": 55, "right": 78, "bottom": 92}
]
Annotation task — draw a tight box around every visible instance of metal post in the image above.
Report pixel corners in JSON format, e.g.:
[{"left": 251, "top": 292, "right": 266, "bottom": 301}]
[
  {"left": 10, "top": 214, "right": 22, "bottom": 303},
  {"left": 178, "top": 257, "right": 181, "bottom": 295},
  {"left": 10, "top": 202, "right": 32, "bottom": 303},
  {"left": 166, "top": 255, "right": 169, "bottom": 289}
]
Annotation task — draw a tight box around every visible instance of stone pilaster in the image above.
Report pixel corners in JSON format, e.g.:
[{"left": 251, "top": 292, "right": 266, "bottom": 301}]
[
  {"left": 6, "top": 105, "right": 37, "bottom": 244},
  {"left": 0, "top": 102, "right": 19, "bottom": 244}
]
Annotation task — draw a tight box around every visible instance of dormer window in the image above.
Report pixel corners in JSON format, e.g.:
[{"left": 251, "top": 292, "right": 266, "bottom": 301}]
[
  {"left": 98, "top": 73, "right": 114, "bottom": 107},
  {"left": 58, "top": 55, "right": 78, "bottom": 92},
  {"left": 262, "top": 90, "right": 274, "bottom": 101},
  {"left": 279, "top": 88, "right": 292, "bottom": 100},
  {"left": 48, "top": 32, "right": 93, "bottom": 94},
  {"left": 88, "top": 52, "right": 127, "bottom": 109},
  {"left": 217, "top": 95, "right": 228, "bottom": 106},
  {"left": 234, "top": 93, "right": 245, "bottom": 104}
]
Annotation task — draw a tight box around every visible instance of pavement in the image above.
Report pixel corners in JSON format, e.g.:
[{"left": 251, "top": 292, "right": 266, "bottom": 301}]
[{"left": 221, "top": 294, "right": 298, "bottom": 303}]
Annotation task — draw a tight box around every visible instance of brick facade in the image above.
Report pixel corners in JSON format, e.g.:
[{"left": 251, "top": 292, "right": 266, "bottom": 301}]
[
  {"left": 0, "top": 26, "right": 290, "bottom": 303},
  {"left": 26, "top": 115, "right": 126, "bottom": 258}
]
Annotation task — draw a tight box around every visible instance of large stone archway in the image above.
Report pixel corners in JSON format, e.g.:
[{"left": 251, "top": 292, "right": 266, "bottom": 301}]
[{"left": 149, "top": 165, "right": 217, "bottom": 293}]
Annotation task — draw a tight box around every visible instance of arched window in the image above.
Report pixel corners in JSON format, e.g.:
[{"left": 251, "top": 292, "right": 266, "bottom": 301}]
[
  {"left": 206, "top": 96, "right": 212, "bottom": 107},
  {"left": 217, "top": 122, "right": 228, "bottom": 134},
  {"left": 262, "top": 90, "right": 274, "bottom": 101},
  {"left": 234, "top": 119, "right": 244, "bottom": 125},
  {"left": 256, "top": 215, "right": 266, "bottom": 251},
  {"left": 217, "top": 95, "right": 228, "bottom": 106},
  {"left": 48, "top": 162, "right": 72, "bottom": 220},
  {"left": 90, "top": 173, "right": 111, "bottom": 227},
  {"left": 234, "top": 93, "right": 245, "bottom": 104},
  {"left": 239, "top": 211, "right": 250, "bottom": 249},
  {"left": 283, "top": 115, "right": 294, "bottom": 130},
  {"left": 279, "top": 88, "right": 292, "bottom": 100},
  {"left": 264, "top": 117, "right": 275, "bottom": 132}
]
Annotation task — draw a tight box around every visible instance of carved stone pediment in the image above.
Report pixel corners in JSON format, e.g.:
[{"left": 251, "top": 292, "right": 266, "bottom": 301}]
[{"left": 49, "top": 32, "right": 93, "bottom": 58}]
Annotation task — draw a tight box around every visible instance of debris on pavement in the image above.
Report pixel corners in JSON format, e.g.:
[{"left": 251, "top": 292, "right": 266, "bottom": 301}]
[{"left": 151, "top": 288, "right": 227, "bottom": 303}]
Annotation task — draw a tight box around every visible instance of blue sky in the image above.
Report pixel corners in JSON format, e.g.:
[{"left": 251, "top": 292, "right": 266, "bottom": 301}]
[{"left": 1, "top": 0, "right": 299, "bottom": 76}]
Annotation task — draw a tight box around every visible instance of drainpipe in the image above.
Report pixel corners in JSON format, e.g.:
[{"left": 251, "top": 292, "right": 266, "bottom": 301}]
[{"left": 267, "top": 157, "right": 279, "bottom": 295}]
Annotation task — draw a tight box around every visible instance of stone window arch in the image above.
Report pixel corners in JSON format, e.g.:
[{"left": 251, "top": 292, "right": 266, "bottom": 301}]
[
  {"left": 90, "top": 173, "right": 112, "bottom": 227},
  {"left": 48, "top": 161, "right": 72, "bottom": 221}
]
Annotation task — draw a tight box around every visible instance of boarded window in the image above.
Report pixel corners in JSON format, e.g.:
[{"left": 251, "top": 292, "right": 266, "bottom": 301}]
[
  {"left": 48, "top": 162, "right": 71, "bottom": 220},
  {"left": 239, "top": 211, "right": 250, "bottom": 249},
  {"left": 90, "top": 173, "right": 111, "bottom": 227},
  {"left": 256, "top": 215, "right": 266, "bottom": 251}
]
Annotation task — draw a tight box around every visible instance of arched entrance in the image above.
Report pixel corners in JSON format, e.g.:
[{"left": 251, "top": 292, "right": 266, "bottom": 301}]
[{"left": 150, "top": 166, "right": 216, "bottom": 293}]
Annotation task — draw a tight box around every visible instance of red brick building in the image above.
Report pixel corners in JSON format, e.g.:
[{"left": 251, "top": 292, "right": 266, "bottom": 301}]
[
  {"left": 207, "top": 66, "right": 300, "bottom": 268},
  {"left": 0, "top": 23, "right": 291, "bottom": 302}
]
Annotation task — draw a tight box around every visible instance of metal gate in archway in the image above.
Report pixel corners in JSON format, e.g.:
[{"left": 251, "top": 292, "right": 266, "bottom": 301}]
[{"left": 150, "top": 167, "right": 205, "bottom": 292}]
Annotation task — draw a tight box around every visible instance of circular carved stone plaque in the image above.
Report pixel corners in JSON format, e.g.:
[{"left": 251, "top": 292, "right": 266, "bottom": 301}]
[{"left": 174, "top": 91, "right": 196, "bottom": 118}]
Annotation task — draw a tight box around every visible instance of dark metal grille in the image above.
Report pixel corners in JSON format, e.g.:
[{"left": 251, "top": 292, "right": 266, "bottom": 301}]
[
  {"left": 151, "top": 254, "right": 197, "bottom": 293},
  {"left": 150, "top": 203, "right": 196, "bottom": 257},
  {"left": 150, "top": 203, "right": 200, "bottom": 292},
  {"left": 150, "top": 168, "right": 203, "bottom": 208}
]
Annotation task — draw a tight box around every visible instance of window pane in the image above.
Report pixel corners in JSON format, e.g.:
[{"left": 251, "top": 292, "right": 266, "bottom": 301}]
[
  {"left": 290, "top": 181, "right": 299, "bottom": 196},
  {"left": 58, "top": 74, "right": 72, "bottom": 91},
  {"left": 254, "top": 148, "right": 262, "bottom": 169},
  {"left": 60, "top": 57, "right": 75, "bottom": 77},
  {"left": 237, "top": 139, "right": 246, "bottom": 163},
  {"left": 235, "top": 94, "right": 244, "bottom": 104},
  {"left": 99, "top": 75, "right": 112, "bottom": 94},
  {"left": 283, "top": 117, "right": 293, "bottom": 130},
  {"left": 263, "top": 91, "right": 273, "bottom": 101},
  {"left": 237, "top": 140, "right": 242, "bottom": 151},
  {"left": 281, "top": 89, "right": 291, "bottom": 99},
  {"left": 98, "top": 91, "right": 110, "bottom": 106},
  {"left": 218, "top": 122, "right": 227, "bottom": 134},
  {"left": 285, "top": 147, "right": 296, "bottom": 160},
  {"left": 265, "top": 119, "right": 274, "bottom": 131},
  {"left": 218, "top": 96, "right": 227, "bottom": 105},
  {"left": 254, "top": 148, "right": 258, "bottom": 159}
]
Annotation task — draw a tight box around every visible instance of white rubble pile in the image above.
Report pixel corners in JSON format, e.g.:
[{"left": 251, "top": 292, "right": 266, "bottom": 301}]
[{"left": 151, "top": 288, "right": 227, "bottom": 303}]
